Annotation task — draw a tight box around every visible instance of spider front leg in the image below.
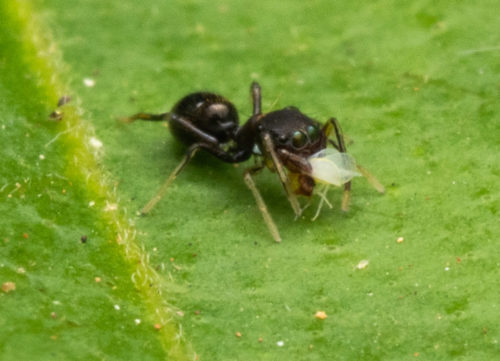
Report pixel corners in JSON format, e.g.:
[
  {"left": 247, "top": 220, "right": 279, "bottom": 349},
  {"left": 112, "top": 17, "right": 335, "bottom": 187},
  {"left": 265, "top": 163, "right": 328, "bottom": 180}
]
[{"left": 261, "top": 132, "right": 303, "bottom": 218}]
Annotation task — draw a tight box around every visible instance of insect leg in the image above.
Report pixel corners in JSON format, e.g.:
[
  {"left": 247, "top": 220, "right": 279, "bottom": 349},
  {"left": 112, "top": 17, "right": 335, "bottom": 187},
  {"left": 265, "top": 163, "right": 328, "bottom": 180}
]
[
  {"left": 261, "top": 133, "right": 302, "bottom": 218},
  {"left": 140, "top": 144, "right": 200, "bottom": 215},
  {"left": 243, "top": 166, "right": 282, "bottom": 243},
  {"left": 326, "top": 117, "right": 351, "bottom": 212},
  {"left": 120, "top": 112, "right": 169, "bottom": 123}
]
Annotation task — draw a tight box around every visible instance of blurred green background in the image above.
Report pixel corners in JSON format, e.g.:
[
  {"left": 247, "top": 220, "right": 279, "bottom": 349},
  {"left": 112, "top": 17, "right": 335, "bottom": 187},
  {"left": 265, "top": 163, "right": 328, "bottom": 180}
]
[{"left": 1, "top": 0, "right": 499, "bottom": 359}]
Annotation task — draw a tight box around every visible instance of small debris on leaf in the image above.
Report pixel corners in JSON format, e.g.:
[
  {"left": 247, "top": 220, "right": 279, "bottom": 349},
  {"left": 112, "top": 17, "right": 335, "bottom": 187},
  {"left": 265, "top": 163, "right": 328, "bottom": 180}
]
[
  {"left": 83, "top": 78, "right": 95, "bottom": 87},
  {"left": 258, "top": 337, "right": 263, "bottom": 343},
  {"left": 154, "top": 323, "right": 162, "bottom": 330},
  {"left": 356, "top": 259, "right": 369, "bottom": 269},
  {"left": 89, "top": 137, "right": 103, "bottom": 149},
  {"left": 397, "top": 236, "right": 404, "bottom": 243},
  {"left": 2, "top": 282, "right": 16, "bottom": 293},
  {"left": 135, "top": 319, "right": 141, "bottom": 325},
  {"left": 276, "top": 340, "right": 284, "bottom": 347},
  {"left": 94, "top": 277, "right": 101, "bottom": 283},
  {"left": 315, "top": 311, "right": 328, "bottom": 320},
  {"left": 104, "top": 203, "right": 118, "bottom": 212},
  {"left": 57, "top": 95, "right": 72, "bottom": 107},
  {"left": 235, "top": 331, "right": 242, "bottom": 338},
  {"left": 176, "top": 311, "right": 184, "bottom": 317},
  {"left": 80, "top": 235, "right": 87, "bottom": 243},
  {"left": 114, "top": 304, "right": 120, "bottom": 311},
  {"left": 49, "top": 109, "right": 63, "bottom": 121}
]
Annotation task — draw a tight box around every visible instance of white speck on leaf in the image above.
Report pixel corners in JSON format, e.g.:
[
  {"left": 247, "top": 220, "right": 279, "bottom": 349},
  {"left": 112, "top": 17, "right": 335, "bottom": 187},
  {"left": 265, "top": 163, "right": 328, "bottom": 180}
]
[
  {"left": 89, "top": 137, "right": 103, "bottom": 149},
  {"left": 83, "top": 78, "right": 95, "bottom": 87},
  {"left": 277, "top": 340, "right": 284, "bottom": 347},
  {"left": 356, "top": 260, "right": 369, "bottom": 269}
]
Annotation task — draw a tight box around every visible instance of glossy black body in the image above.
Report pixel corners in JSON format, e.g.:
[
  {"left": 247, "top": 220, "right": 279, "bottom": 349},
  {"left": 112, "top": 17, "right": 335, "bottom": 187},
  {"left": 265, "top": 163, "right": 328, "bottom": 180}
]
[
  {"left": 167, "top": 91, "right": 328, "bottom": 185},
  {"left": 169, "top": 92, "right": 239, "bottom": 145}
]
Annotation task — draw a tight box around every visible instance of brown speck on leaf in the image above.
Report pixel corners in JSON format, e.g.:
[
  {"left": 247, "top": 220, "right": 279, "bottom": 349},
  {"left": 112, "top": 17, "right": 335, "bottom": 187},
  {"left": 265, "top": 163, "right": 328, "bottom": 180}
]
[
  {"left": 235, "top": 331, "right": 242, "bottom": 338},
  {"left": 81, "top": 235, "right": 87, "bottom": 243},
  {"left": 483, "top": 327, "right": 488, "bottom": 334},
  {"left": 414, "top": 352, "right": 420, "bottom": 357},
  {"left": 258, "top": 337, "right": 263, "bottom": 343},
  {"left": 57, "top": 95, "right": 72, "bottom": 107},
  {"left": 50, "top": 335, "right": 58, "bottom": 340},
  {"left": 51, "top": 312, "right": 57, "bottom": 319},
  {"left": 456, "top": 257, "right": 461, "bottom": 263},
  {"left": 154, "top": 323, "right": 162, "bottom": 330},
  {"left": 194, "top": 310, "right": 201, "bottom": 315},
  {"left": 23, "top": 233, "right": 29, "bottom": 239},
  {"left": 2, "top": 282, "right": 16, "bottom": 293},
  {"left": 49, "top": 109, "right": 64, "bottom": 121},
  {"left": 94, "top": 277, "right": 101, "bottom": 283}
]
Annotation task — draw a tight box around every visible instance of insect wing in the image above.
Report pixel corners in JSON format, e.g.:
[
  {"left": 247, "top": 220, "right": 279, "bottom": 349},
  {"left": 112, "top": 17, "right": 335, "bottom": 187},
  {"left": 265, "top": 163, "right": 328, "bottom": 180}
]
[{"left": 308, "top": 148, "right": 361, "bottom": 186}]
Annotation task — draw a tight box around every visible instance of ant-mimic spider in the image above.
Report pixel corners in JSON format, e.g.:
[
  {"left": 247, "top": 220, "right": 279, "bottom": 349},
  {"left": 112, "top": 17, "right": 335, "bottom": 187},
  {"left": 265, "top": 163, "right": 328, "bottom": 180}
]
[{"left": 123, "top": 82, "right": 384, "bottom": 242}]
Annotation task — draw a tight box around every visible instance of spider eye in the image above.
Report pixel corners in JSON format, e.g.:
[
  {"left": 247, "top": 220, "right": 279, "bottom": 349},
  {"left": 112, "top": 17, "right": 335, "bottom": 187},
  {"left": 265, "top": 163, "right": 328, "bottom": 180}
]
[
  {"left": 292, "top": 131, "right": 307, "bottom": 148},
  {"left": 307, "top": 125, "right": 320, "bottom": 141}
]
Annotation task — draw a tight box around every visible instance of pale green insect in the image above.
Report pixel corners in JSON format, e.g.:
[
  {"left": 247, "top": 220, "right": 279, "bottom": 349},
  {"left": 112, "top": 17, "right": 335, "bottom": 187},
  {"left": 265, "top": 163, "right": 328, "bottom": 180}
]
[
  {"left": 308, "top": 148, "right": 361, "bottom": 186},
  {"left": 307, "top": 148, "right": 361, "bottom": 220}
]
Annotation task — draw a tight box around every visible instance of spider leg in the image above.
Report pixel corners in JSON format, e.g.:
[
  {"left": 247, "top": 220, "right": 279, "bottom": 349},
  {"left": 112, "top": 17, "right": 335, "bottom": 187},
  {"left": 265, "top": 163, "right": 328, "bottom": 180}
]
[
  {"left": 243, "top": 165, "right": 282, "bottom": 243},
  {"left": 120, "top": 112, "right": 169, "bottom": 123},
  {"left": 141, "top": 144, "right": 199, "bottom": 215},
  {"left": 261, "top": 132, "right": 302, "bottom": 218},
  {"left": 251, "top": 81, "right": 262, "bottom": 116}
]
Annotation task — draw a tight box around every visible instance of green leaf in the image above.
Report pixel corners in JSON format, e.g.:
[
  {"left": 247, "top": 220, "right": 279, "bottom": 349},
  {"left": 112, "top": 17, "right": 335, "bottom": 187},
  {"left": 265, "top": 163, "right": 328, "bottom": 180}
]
[{"left": 2, "top": 0, "right": 499, "bottom": 360}]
